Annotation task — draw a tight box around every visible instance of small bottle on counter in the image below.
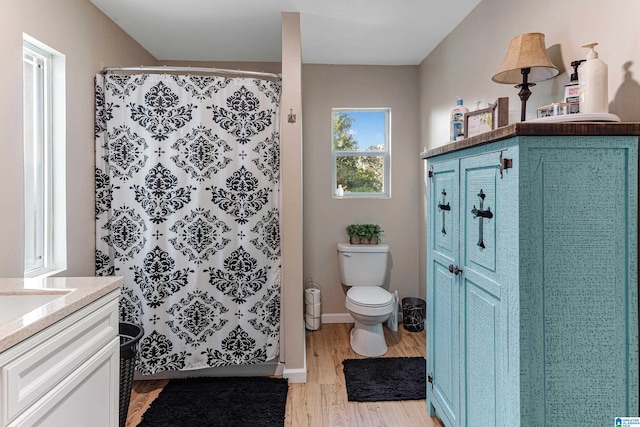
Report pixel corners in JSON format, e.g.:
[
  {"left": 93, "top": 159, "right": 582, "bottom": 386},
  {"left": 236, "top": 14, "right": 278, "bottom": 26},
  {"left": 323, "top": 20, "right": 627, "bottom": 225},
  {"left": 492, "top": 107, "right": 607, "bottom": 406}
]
[
  {"left": 564, "top": 59, "right": 585, "bottom": 114},
  {"left": 450, "top": 98, "right": 468, "bottom": 142}
]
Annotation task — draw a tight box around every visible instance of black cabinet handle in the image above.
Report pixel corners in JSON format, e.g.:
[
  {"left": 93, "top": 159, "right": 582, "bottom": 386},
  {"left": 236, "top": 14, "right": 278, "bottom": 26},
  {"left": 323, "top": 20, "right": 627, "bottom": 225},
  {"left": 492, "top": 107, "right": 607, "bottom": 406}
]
[{"left": 448, "top": 264, "right": 462, "bottom": 275}]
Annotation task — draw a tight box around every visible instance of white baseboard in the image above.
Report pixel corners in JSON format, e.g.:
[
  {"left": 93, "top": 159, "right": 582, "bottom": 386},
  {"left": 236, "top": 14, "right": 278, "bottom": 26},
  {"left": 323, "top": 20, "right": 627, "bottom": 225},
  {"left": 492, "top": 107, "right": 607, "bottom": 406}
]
[
  {"left": 283, "top": 339, "right": 307, "bottom": 383},
  {"left": 321, "top": 313, "right": 354, "bottom": 323},
  {"left": 321, "top": 312, "right": 405, "bottom": 324},
  {"left": 282, "top": 366, "right": 307, "bottom": 383}
]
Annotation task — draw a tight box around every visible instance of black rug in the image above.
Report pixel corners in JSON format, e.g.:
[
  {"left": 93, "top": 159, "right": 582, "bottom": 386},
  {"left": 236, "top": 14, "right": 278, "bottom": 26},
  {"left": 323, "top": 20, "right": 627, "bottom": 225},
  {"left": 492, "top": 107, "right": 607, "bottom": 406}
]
[
  {"left": 138, "top": 376, "right": 288, "bottom": 427},
  {"left": 342, "top": 357, "right": 426, "bottom": 402}
]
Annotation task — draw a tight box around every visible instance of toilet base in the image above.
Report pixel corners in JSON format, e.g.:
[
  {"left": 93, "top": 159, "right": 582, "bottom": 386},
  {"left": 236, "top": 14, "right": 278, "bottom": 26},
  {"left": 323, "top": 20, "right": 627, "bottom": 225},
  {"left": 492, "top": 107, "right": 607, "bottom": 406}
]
[{"left": 350, "top": 321, "right": 388, "bottom": 357}]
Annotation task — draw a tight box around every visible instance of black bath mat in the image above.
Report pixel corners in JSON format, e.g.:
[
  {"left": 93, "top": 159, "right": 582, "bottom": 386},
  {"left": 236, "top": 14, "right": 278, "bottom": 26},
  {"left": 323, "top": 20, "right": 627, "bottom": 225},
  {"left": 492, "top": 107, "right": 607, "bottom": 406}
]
[
  {"left": 138, "top": 376, "right": 288, "bottom": 427},
  {"left": 342, "top": 357, "right": 426, "bottom": 402}
]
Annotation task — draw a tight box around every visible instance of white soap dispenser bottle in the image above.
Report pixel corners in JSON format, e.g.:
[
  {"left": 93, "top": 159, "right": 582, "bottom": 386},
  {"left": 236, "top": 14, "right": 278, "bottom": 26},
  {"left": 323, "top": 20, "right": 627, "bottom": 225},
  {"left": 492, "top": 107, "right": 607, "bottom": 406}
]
[{"left": 578, "top": 43, "right": 608, "bottom": 114}]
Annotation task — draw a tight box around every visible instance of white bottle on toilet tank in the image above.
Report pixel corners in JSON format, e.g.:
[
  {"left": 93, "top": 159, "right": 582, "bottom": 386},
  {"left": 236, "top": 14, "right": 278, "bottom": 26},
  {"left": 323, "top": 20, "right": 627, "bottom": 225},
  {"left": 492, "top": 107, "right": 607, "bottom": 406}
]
[{"left": 578, "top": 43, "right": 608, "bottom": 114}]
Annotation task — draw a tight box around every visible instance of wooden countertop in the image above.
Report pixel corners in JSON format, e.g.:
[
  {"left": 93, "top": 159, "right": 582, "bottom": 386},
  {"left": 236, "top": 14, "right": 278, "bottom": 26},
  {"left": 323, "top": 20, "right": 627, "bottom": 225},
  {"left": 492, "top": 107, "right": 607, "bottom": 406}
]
[
  {"left": 420, "top": 122, "right": 640, "bottom": 159},
  {"left": 0, "top": 277, "right": 123, "bottom": 352}
]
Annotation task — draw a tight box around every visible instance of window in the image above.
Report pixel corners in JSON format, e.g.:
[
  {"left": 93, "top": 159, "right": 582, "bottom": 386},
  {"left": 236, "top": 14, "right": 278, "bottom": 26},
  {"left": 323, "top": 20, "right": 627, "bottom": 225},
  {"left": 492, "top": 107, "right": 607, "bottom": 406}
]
[
  {"left": 331, "top": 108, "right": 390, "bottom": 198},
  {"left": 23, "top": 35, "right": 66, "bottom": 277}
]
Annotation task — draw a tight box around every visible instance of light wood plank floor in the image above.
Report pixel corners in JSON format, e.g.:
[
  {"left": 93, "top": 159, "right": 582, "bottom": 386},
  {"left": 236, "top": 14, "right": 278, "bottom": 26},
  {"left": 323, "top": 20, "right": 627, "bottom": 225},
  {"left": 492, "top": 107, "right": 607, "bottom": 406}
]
[{"left": 125, "top": 323, "right": 443, "bottom": 427}]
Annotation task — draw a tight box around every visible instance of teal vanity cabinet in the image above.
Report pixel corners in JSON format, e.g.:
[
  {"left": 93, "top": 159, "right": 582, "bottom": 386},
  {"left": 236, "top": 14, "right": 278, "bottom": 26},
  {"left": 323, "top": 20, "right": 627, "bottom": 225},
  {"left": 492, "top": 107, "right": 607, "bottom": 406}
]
[{"left": 422, "top": 123, "right": 639, "bottom": 426}]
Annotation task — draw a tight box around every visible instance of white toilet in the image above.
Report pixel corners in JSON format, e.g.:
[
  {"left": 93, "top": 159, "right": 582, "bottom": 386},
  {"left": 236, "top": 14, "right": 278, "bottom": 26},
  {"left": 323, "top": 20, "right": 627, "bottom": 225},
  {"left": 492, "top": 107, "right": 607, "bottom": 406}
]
[{"left": 337, "top": 242, "right": 393, "bottom": 357}]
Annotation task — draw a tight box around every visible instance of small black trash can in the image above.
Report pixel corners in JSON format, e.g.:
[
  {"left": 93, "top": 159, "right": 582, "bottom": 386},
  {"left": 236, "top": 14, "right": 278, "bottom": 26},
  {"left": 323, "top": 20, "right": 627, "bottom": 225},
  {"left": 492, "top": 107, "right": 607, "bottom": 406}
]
[
  {"left": 119, "top": 322, "right": 144, "bottom": 427},
  {"left": 402, "top": 297, "right": 426, "bottom": 332}
]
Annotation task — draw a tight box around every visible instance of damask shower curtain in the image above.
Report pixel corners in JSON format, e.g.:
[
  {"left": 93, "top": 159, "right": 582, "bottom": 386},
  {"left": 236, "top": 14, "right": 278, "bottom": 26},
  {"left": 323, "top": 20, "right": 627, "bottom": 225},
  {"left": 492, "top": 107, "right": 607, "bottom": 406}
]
[{"left": 95, "top": 73, "right": 281, "bottom": 375}]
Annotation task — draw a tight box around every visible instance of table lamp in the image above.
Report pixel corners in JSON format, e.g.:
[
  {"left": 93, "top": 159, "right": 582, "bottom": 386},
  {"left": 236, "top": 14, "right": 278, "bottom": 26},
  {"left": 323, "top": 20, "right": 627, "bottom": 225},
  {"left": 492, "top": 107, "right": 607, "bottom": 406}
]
[{"left": 492, "top": 33, "right": 559, "bottom": 121}]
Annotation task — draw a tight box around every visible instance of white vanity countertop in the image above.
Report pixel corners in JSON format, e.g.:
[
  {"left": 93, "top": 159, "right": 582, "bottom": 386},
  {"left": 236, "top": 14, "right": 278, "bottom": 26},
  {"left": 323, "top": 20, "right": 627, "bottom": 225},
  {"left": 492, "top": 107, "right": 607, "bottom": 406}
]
[{"left": 0, "top": 276, "right": 123, "bottom": 352}]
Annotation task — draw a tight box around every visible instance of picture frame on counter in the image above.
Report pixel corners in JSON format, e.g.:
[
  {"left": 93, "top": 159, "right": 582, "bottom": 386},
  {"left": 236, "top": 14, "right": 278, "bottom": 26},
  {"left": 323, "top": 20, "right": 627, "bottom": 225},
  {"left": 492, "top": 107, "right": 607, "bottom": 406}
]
[{"left": 464, "top": 97, "right": 509, "bottom": 138}]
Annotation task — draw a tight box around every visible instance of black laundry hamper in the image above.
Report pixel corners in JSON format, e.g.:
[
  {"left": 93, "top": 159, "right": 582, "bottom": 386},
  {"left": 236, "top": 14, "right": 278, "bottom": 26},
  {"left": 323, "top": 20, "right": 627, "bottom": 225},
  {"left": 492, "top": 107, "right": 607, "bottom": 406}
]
[{"left": 119, "top": 322, "right": 144, "bottom": 427}]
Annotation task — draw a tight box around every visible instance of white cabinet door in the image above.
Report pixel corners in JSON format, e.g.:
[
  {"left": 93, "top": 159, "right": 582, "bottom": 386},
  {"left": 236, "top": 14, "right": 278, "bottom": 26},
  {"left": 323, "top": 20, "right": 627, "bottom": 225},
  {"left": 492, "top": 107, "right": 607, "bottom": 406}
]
[
  {"left": 0, "top": 291, "right": 120, "bottom": 427},
  {"left": 8, "top": 338, "right": 119, "bottom": 427},
  {"left": 1, "top": 296, "right": 118, "bottom": 423}
]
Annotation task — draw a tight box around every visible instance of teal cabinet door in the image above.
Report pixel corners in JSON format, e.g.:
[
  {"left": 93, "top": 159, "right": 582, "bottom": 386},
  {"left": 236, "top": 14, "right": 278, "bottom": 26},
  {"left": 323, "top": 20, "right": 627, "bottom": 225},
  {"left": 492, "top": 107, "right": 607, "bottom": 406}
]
[
  {"left": 459, "top": 150, "right": 515, "bottom": 427},
  {"left": 426, "top": 158, "right": 459, "bottom": 427},
  {"left": 427, "top": 146, "right": 517, "bottom": 427}
]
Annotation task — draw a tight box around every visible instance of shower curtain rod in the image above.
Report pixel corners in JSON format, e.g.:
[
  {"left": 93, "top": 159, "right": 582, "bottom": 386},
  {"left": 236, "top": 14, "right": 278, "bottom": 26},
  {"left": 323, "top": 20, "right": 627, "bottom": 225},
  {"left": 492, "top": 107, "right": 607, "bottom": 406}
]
[{"left": 102, "top": 66, "right": 281, "bottom": 79}]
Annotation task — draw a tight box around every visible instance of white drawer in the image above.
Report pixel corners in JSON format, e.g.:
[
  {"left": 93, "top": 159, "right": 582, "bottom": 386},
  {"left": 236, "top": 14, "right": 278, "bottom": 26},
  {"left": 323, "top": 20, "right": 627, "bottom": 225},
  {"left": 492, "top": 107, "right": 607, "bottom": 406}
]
[{"left": 0, "top": 292, "right": 119, "bottom": 424}]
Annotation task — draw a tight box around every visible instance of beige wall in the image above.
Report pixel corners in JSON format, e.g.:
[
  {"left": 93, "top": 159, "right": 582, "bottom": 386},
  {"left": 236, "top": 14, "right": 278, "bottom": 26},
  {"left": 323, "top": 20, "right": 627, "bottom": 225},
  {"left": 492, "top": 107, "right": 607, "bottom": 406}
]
[
  {"left": 302, "top": 64, "right": 421, "bottom": 317},
  {"left": 417, "top": 0, "right": 640, "bottom": 296},
  {"left": 0, "top": 0, "right": 157, "bottom": 276}
]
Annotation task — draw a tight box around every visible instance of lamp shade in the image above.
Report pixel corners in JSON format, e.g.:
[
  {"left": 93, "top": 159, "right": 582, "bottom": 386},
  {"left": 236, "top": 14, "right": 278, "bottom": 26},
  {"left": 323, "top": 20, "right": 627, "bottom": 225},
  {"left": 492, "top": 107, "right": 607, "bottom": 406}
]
[{"left": 492, "top": 33, "right": 559, "bottom": 84}]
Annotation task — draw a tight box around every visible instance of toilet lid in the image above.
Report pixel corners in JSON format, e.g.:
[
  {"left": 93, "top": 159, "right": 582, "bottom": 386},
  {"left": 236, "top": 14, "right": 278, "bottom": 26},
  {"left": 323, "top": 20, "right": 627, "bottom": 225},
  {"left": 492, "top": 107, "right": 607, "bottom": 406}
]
[{"left": 347, "top": 287, "right": 393, "bottom": 308}]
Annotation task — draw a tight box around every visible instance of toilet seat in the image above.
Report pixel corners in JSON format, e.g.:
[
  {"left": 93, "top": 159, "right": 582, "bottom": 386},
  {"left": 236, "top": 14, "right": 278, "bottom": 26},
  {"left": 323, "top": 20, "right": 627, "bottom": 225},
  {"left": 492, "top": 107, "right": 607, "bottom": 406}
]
[
  {"left": 346, "top": 286, "right": 393, "bottom": 307},
  {"left": 345, "top": 286, "right": 394, "bottom": 317}
]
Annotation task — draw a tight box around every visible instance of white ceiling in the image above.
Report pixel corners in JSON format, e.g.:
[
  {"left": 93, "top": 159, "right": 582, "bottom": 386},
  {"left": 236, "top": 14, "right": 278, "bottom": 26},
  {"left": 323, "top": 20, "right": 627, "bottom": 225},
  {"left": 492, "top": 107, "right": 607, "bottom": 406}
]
[{"left": 90, "top": 0, "right": 482, "bottom": 65}]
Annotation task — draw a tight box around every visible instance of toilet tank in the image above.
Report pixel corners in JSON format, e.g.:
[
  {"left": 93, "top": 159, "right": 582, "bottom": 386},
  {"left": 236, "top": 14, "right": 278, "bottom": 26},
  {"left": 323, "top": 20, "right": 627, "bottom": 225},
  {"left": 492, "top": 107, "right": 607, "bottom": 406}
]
[{"left": 337, "top": 243, "right": 389, "bottom": 287}]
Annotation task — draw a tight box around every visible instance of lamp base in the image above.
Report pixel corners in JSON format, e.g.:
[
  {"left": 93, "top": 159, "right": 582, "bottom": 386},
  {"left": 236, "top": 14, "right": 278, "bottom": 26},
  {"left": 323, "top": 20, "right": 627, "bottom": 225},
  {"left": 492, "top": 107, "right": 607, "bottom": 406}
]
[{"left": 515, "top": 68, "right": 534, "bottom": 122}]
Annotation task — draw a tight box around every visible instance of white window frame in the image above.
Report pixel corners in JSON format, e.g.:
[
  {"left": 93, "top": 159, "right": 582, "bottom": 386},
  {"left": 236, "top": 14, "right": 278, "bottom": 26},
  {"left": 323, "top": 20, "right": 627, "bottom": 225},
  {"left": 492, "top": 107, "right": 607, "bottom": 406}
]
[
  {"left": 23, "top": 34, "right": 66, "bottom": 277},
  {"left": 331, "top": 108, "right": 391, "bottom": 199}
]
